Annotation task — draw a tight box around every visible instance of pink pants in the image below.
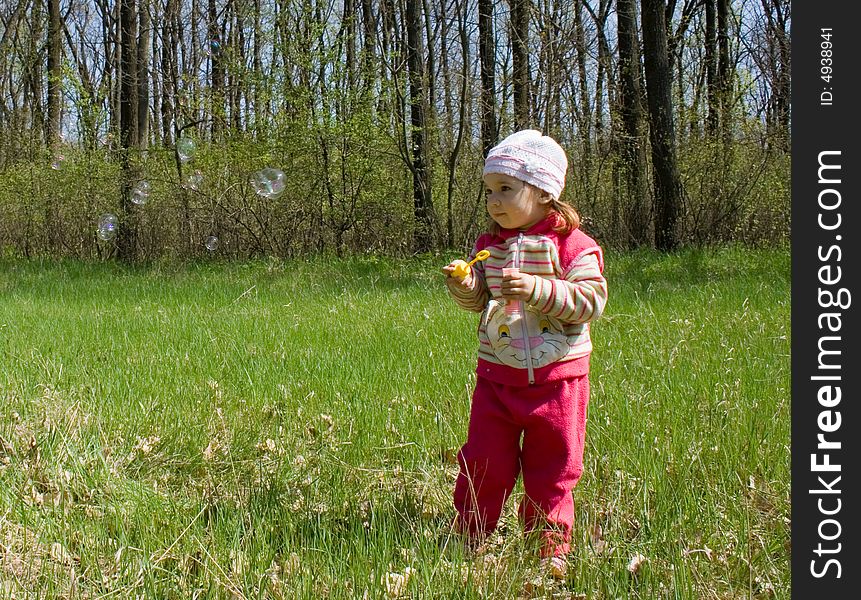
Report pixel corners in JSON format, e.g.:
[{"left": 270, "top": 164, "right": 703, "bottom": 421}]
[{"left": 453, "top": 375, "right": 590, "bottom": 557}]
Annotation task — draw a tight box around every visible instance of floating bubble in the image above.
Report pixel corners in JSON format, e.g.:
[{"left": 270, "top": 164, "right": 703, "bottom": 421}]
[
  {"left": 177, "top": 137, "right": 197, "bottom": 162},
  {"left": 205, "top": 236, "right": 219, "bottom": 251},
  {"left": 131, "top": 180, "right": 151, "bottom": 205},
  {"left": 97, "top": 213, "right": 118, "bottom": 242},
  {"left": 183, "top": 170, "right": 204, "bottom": 191},
  {"left": 51, "top": 154, "right": 65, "bottom": 170},
  {"left": 209, "top": 39, "right": 222, "bottom": 55},
  {"left": 250, "top": 168, "right": 286, "bottom": 199}
]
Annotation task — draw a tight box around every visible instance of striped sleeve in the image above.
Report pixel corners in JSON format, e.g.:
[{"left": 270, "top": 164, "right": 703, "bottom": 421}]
[
  {"left": 445, "top": 257, "right": 490, "bottom": 313},
  {"left": 525, "top": 252, "right": 607, "bottom": 323}
]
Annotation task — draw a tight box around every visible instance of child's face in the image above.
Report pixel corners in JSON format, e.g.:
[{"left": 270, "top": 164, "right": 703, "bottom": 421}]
[{"left": 483, "top": 173, "right": 552, "bottom": 230}]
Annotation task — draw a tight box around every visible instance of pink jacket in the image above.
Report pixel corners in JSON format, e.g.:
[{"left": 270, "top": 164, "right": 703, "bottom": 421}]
[{"left": 447, "top": 214, "right": 607, "bottom": 386}]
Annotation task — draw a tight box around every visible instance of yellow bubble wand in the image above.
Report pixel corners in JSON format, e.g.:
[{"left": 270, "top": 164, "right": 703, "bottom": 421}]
[{"left": 451, "top": 249, "right": 491, "bottom": 280}]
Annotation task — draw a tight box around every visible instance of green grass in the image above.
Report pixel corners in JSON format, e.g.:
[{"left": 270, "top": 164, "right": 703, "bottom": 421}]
[{"left": 0, "top": 247, "right": 790, "bottom": 599}]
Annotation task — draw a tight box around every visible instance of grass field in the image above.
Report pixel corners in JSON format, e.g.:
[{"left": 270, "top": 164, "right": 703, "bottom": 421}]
[{"left": 0, "top": 247, "right": 790, "bottom": 599}]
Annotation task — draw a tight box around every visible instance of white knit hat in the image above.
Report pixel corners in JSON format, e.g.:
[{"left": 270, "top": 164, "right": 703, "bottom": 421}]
[{"left": 483, "top": 130, "right": 568, "bottom": 200}]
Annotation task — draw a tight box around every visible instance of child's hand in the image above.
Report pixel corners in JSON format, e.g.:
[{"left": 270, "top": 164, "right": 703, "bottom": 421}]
[
  {"left": 501, "top": 270, "right": 536, "bottom": 302},
  {"left": 442, "top": 260, "right": 472, "bottom": 285}
]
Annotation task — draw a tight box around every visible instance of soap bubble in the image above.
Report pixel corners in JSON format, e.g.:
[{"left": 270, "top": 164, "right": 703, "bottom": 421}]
[
  {"left": 183, "top": 170, "right": 203, "bottom": 191},
  {"left": 50, "top": 154, "right": 65, "bottom": 170},
  {"left": 97, "top": 213, "right": 118, "bottom": 242},
  {"left": 131, "top": 180, "right": 151, "bottom": 205},
  {"left": 209, "top": 39, "right": 222, "bottom": 55},
  {"left": 177, "top": 137, "right": 196, "bottom": 162},
  {"left": 250, "top": 168, "right": 286, "bottom": 199},
  {"left": 205, "top": 236, "right": 219, "bottom": 251}
]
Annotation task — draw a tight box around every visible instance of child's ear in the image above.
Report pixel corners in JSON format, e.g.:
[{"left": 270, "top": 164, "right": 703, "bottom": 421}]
[{"left": 540, "top": 191, "right": 554, "bottom": 205}]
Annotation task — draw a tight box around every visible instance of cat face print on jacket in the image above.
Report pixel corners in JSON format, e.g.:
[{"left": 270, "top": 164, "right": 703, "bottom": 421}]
[{"left": 483, "top": 300, "right": 568, "bottom": 369}]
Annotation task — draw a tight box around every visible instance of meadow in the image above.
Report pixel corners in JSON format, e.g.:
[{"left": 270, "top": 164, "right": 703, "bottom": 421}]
[{"left": 0, "top": 247, "right": 790, "bottom": 599}]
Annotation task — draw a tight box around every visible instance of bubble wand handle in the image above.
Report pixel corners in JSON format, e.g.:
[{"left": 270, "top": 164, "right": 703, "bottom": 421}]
[{"left": 503, "top": 244, "right": 521, "bottom": 315}]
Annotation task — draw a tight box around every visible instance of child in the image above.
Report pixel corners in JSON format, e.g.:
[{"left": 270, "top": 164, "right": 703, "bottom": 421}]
[{"left": 443, "top": 130, "right": 607, "bottom": 570}]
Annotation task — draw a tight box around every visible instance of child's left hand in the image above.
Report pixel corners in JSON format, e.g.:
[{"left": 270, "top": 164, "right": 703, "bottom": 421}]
[{"left": 501, "top": 270, "right": 536, "bottom": 302}]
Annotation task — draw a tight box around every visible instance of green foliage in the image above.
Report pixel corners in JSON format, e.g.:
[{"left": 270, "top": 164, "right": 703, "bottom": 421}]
[
  {"left": 0, "top": 248, "right": 790, "bottom": 598},
  {"left": 0, "top": 132, "right": 789, "bottom": 259},
  {"left": 675, "top": 139, "right": 790, "bottom": 246},
  {"left": 0, "top": 148, "right": 123, "bottom": 258},
  {"left": 0, "top": 132, "right": 420, "bottom": 260}
]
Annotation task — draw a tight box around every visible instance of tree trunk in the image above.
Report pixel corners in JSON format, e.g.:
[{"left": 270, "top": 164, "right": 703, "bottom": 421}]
[
  {"left": 119, "top": 0, "right": 138, "bottom": 149},
  {"left": 46, "top": 0, "right": 62, "bottom": 147},
  {"left": 405, "top": 0, "right": 436, "bottom": 252},
  {"left": 765, "top": 0, "right": 790, "bottom": 151},
  {"left": 359, "top": 0, "right": 376, "bottom": 96},
  {"left": 617, "top": 0, "right": 650, "bottom": 247},
  {"left": 253, "top": 0, "right": 262, "bottom": 134},
  {"left": 592, "top": 0, "right": 612, "bottom": 152},
  {"left": 137, "top": 1, "right": 150, "bottom": 148},
  {"left": 118, "top": 0, "right": 139, "bottom": 261},
  {"left": 573, "top": 2, "right": 591, "bottom": 176},
  {"left": 510, "top": 0, "right": 530, "bottom": 129},
  {"left": 701, "top": 0, "right": 716, "bottom": 137},
  {"left": 161, "top": 0, "right": 179, "bottom": 146},
  {"left": 478, "top": 0, "right": 497, "bottom": 155},
  {"left": 422, "top": 0, "right": 438, "bottom": 150},
  {"left": 189, "top": 0, "right": 200, "bottom": 131},
  {"left": 230, "top": 6, "right": 243, "bottom": 131},
  {"left": 641, "top": 0, "right": 682, "bottom": 251},
  {"left": 25, "top": 2, "right": 46, "bottom": 141},
  {"left": 150, "top": 3, "right": 161, "bottom": 147},
  {"left": 344, "top": 0, "right": 356, "bottom": 90},
  {"left": 717, "top": 0, "right": 731, "bottom": 148},
  {"left": 208, "top": 0, "right": 224, "bottom": 137},
  {"left": 439, "top": 0, "right": 453, "bottom": 150},
  {"left": 446, "top": 0, "right": 470, "bottom": 247}
]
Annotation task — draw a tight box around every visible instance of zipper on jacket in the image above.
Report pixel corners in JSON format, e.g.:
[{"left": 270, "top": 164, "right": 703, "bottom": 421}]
[{"left": 515, "top": 233, "right": 535, "bottom": 384}]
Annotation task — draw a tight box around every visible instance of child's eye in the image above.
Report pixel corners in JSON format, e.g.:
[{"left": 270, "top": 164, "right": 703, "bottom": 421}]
[{"left": 500, "top": 186, "right": 510, "bottom": 192}]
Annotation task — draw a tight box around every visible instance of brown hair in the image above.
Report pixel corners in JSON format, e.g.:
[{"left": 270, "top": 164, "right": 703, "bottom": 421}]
[{"left": 550, "top": 198, "right": 581, "bottom": 234}]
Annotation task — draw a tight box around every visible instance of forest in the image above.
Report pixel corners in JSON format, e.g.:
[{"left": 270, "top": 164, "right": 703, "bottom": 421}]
[{"left": 0, "top": 0, "right": 791, "bottom": 260}]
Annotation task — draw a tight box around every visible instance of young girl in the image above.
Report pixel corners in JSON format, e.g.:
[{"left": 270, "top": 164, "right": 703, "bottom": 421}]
[{"left": 443, "top": 130, "right": 607, "bottom": 570}]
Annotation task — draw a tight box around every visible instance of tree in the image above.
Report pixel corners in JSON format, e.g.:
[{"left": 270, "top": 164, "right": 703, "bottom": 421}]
[
  {"left": 161, "top": 0, "right": 180, "bottom": 146},
  {"left": 137, "top": 0, "right": 151, "bottom": 148},
  {"left": 641, "top": 0, "right": 683, "bottom": 250},
  {"left": 616, "top": 0, "right": 650, "bottom": 247},
  {"left": 444, "top": 0, "right": 471, "bottom": 247},
  {"left": 118, "top": 0, "right": 139, "bottom": 261},
  {"left": 360, "top": 0, "right": 376, "bottom": 93},
  {"left": 591, "top": 0, "right": 613, "bottom": 151},
  {"left": 571, "top": 0, "right": 591, "bottom": 180},
  {"left": 119, "top": 0, "right": 138, "bottom": 149},
  {"left": 510, "top": 0, "right": 530, "bottom": 129},
  {"left": 208, "top": 0, "right": 225, "bottom": 136},
  {"left": 704, "top": 0, "right": 718, "bottom": 136},
  {"left": 46, "top": 0, "right": 62, "bottom": 147},
  {"left": 478, "top": 0, "right": 498, "bottom": 155},
  {"left": 758, "top": 0, "right": 790, "bottom": 151},
  {"left": 25, "top": 2, "right": 47, "bottom": 142},
  {"left": 717, "top": 0, "right": 732, "bottom": 147},
  {"left": 405, "top": 0, "right": 437, "bottom": 252}
]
